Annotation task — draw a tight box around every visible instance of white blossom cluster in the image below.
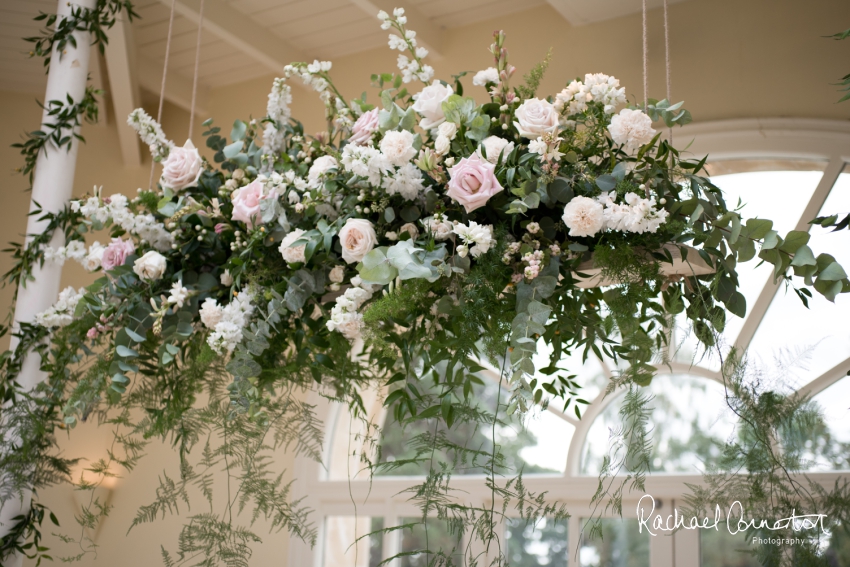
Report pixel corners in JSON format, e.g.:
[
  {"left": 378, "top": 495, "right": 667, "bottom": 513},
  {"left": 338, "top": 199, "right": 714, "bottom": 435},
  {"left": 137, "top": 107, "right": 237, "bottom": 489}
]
[
  {"left": 607, "top": 108, "right": 656, "bottom": 153},
  {"left": 127, "top": 108, "right": 174, "bottom": 161},
  {"left": 472, "top": 67, "right": 500, "bottom": 87},
  {"left": 340, "top": 134, "right": 425, "bottom": 201},
  {"left": 452, "top": 221, "right": 495, "bottom": 258},
  {"left": 200, "top": 290, "right": 255, "bottom": 354},
  {"left": 326, "top": 284, "right": 374, "bottom": 341},
  {"left": 34, "top": 286, "right": 86, "bottom": 328},
  {"left": 554, "top": 73, "right": 627, "bottom": 116},
  {"left": 379, "top": 8, "right": 434, "bottom": 83},
  {"left": 71, "top": 193, "right": 174, "bottom": 252},
  {"left": 597, "top": 191, "right": 669, "bottom": 234},
  {"left": 262, "top": 78, "right": 292, "bottom": 154},
  {"left": 43, "top": 240, "right": 86, "bottom": 265}
]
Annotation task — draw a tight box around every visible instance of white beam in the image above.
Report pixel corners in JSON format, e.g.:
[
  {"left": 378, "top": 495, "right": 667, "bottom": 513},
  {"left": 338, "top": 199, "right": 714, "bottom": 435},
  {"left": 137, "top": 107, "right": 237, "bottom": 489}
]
[
  {"left": 157, "top": 0, "right": 308, "bottom": 72},
  {"left": 347, "top": 0, "right": 444, "bottom": 59},
  {"left": 104, "top": 14, "right": 142, "bottom": 167},
  {"left": 137, "top": 55, "right": 209, "bottom": 118}
]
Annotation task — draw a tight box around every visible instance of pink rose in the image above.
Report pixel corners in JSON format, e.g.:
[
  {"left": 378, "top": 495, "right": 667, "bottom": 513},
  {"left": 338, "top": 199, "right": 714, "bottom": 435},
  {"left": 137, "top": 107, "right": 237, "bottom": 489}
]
[
  {"left": 446, "top": 153, "right": 504, "bottom": 213},
  {"left": 101, "top": 237, "right": 136, "bottom": 272},
  {"left": 349, "top": 109, "right": 380, "bottom": 145},
  {"left": 160, "top": 140, "right": 203, "bottom": 192},
  {"left": 231, "top": 179, "right": 275, "bottom": 229}
]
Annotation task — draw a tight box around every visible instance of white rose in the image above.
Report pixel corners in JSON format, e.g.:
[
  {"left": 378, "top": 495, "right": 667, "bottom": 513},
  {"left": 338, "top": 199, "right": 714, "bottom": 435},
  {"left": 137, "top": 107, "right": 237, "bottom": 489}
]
[
  {"left": 434, "top": 135, "right": 451, "bottom": 155},
  {"left": 329, "top": 265, "right": 345, "bottom": 283},
  {"left": 133, "top": 250, "right": 167, "bottom": 280},
  {"left": 308, "top": 155, "right": 338, "bottom": 182},
  {"left": 83, "top": 242, "right": 105, "bottom": 272},
  {"left": 437, "top": 122, "right": 458, "bottom": 139},
  {"left": 476, "top": 136, "right": 515, "bottom": 164},
  {"left": 200, "top": 298, "right": 223, "bottom": 329},
  {"left": 279, "top": 229, "right": 307, "bottom": 265},
  {"left": 380, "top": 130, "right": 417, "bottom": 166},
  {"left": 220, "top": 269, "right": 234, "bottom": 286},
  {"left": 472, "top": 67, "right": 500, "bottom": 87},
  {"left": 160, "top": 140, "right": 203, "bottom": 192},
  {"left": 607, "top": 108, "right": 656, "bottom": 153},
  {"left": 339, "top": 218, "right": 378, "bottom": 264},
  {"left": 412, "top": 80, "right": 453, "bottom": 130},
  {"left": 513, "top": 98, "right": 559, "bottom": 139}
]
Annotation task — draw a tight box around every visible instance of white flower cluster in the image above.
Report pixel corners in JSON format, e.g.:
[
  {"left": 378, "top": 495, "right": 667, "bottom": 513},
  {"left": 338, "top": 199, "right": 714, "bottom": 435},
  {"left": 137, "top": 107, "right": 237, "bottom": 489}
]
[
  {"left": 285, "top": 61, "right": 331, "bottom": 93},
  {"left": 262, "top": 78, "right": 293, "bottom": 154},
  {"left": 597, "top": 191, "right": 669, "bottom": 234},
  {"left": 472, "top": 67, "right": 500, "bottom": 87},
  {"left": 34, "top": 286, "right": 85, "bottom": 328},
  {"left": 452, "top": 221, "right": 495, "bottom": 258},
  {"left": 554, "top": 73, "right": 627, "bottom": 116},
  {"left": 127, "top": 108, "right": 174, "bottom": 161},
  {"left": 71, "top": 193, "right": 174, "bottom": 252},
  {"left": 200, "top": 291, "right": 255, "bottom": 354},
  {"left": 379, "top": 9, "right": 434, "bottom": 83},
  {"left": 434, "top": 122, "right": 457, "bottom": 155},
  {"left": 43, "top": 240, "right": 86, "bottom": 265},
  {"left": 607, "top": 108, "right": 656, "bottom": 153},
  {"left": 326, "top": 284, "right": 374, "bottom": 341},
  {"left": 341, "top": 135, "right": 425, "bottom": 201}
]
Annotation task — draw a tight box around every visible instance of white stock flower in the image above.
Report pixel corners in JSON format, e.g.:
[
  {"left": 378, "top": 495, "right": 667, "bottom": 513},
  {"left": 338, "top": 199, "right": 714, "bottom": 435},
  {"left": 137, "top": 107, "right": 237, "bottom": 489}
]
[
  {"left": 308, "top": 155, "right": 339, "bottom": 183},
  {"left": 472, "top": 67, "right": 500, "bottom": 86},
  {"left": 382, "top": 162, "right": 423, "bottom": 200},
  {"left": 167, "top": 280, "right": 190, "bottom": 309},
  {"left": 133, "top": 251, "right": 167, "bottom": 281},
  {"left": 562, "top": 196, "right": 604, "bottom": 238},
  {"left": 200, "top": 298, "right": 224, "bottom": 329},
  {"left": 608, "top": 108, "right": 656, "bottom": 153},
  {"left": 476, "top": 136, "right": 515, "bottom": 164},
  {"left": 452, "top": 221, "right": 495, "bottom": 258},
  {"left": 279, "top": 229, "right": 307, "bottom": 265},
  {"left": 34, "top": 287, "right": 86, "bottom": 328},
  {"left": 380, "top": 130, "right": 417, "bottom": 166},
  {"left": 220, "top": 269, "right": 234, "bottom": 286}
]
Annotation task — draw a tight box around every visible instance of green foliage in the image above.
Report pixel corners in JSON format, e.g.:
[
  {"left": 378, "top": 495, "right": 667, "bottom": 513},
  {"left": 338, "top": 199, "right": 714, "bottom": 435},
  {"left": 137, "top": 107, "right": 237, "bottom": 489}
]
[
  {"left": 516, "top": 49, "right": 552, "bottom": 100},
  {"left": 826, "top": 27, "right": 850, "bottom": 102}
]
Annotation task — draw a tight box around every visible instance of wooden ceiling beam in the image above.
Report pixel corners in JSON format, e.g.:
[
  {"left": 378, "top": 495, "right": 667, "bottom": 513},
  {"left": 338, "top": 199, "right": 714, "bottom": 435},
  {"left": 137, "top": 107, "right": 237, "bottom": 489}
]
[{"left": 104, "top": 15, "right": 143, "bottom": 166}]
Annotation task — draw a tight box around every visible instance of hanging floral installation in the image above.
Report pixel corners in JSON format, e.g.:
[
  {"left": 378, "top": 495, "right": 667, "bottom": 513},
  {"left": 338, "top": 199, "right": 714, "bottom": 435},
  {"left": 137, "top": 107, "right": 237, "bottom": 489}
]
[{"left": 2, "top": 6, "right": 850, "bottom": 566}]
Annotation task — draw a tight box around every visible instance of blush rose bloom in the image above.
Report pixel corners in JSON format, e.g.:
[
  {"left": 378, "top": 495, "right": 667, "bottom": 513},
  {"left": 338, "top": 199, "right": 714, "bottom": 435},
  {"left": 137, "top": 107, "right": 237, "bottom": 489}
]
[
  {"left": 412, "top": 80, "right": 453, "bottom": 130},
  {"left": 133, "top": 250, "right": 167, "bottom": 281},
  {"left": 513, "top": 98, "right": 559, "bottom": 139},
  {"left": 101, "top": 237, "right": 136, "bottom": 271},
  {"left": 339, "top": 218, "right": 378, "bottom": 264},
  {"left": 160, "top": 140, "right": 203, "bottom": 191},
  {"left": 349, "top": 108, "right": 380, "bottom": 145},
  {"left": 446, "top": 153, "right": 504, "bottom": 213},
  {"left": 231, "top": 179, "right": 275, "bottom": 229}
]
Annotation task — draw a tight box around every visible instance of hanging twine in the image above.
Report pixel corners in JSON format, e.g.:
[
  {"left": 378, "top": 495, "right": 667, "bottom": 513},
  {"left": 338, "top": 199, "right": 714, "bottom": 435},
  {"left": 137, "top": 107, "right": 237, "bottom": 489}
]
[
  {"left": 149, "top": 0, "right": 177, "bottom": 189},
  {"left": 663, "top": 0, "right": 673, "bottom": 145},
  {"left": 188, "top": 0, "right": 206, "bottom": 139},
  {"left": 642, "top": 0, "right": 648, "bottom": 108}
]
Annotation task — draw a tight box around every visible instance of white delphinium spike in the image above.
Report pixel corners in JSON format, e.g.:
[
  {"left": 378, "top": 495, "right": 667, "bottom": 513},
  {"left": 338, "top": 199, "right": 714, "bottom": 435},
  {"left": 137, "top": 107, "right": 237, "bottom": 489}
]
[{"left": 127, "top": 108, "right": 174, "bottom": 161}]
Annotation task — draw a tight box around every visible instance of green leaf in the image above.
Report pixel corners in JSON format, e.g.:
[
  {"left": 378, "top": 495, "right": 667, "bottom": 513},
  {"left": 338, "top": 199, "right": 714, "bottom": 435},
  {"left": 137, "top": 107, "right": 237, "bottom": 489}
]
[
  {"left": 818, "top": 261, "right": 848, "bottom": 281},
  {"left": 125, "top": 328, "right": 146, "bottom": 343},
  {"left": 790, "top": 245, "right": 817, "bottom": 267},
  {"left": 761, "top": 230, "right": 781, "bottom": 250},
  {"left": 115, "top": 345, "right": 138, "bottom": 358},
  {"left": 230, "top": 120, "right": 247, "bottom": 141},
  {"left": 742, "top": 218, "right": 773, "bottom": 240},
  {"left": 778, "top": 230, "right": 810, "bottom": 254},
  {"left": 223, "top": 141, "right": 243, "bottom": 159},
  {"left": 596, "top": 175, "right": 617, "bottom": 192},
  {"left": 814, "top": 278, "right": 843, "bottom": 302}
]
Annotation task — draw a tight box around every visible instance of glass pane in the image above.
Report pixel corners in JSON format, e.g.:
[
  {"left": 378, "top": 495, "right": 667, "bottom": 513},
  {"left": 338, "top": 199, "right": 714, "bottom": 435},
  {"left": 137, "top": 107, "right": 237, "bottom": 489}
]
[
  {"left": 700, "top": 525, "right": 761, "bottom": 567},
  {"left": 578, "top": 518, "right": 649, "bottom": 567},
  {"left": 399, "top": 517, "right": 463, "bottom": 567},
  {"left": 323, "top": 516, "right": 383, "bottom": 567},
  {"left": 505, "top": 517, "right": 568, "bottom": 566},
  {"left": 747, "top": 169, "right": 850, "bottom": 389},
  {"left": 581, "top": 375, "right": 735, "bottom": 475},
  {"left": 378, "top": 379, "right": 567, "bottom": 475},
  {"left": 806, "top": 377, "right": 850, "bottom": 471},
  {"left": 674, "top": 169, "right": 825, "bottom": 368}
]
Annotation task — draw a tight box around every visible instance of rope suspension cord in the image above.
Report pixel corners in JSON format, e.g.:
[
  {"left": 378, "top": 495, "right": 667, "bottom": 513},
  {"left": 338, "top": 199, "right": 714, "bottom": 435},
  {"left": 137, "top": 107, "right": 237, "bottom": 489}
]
[
  {"left": 642, "top": 0, "right": 648, "bottom": 108},
  {"left": 149, "top": 0, "right": 177, "bottom": 189},
  {"left": 188, "top": 0, "right": 206, "bottom": 139},
  {"left": 663, "top": 0, "right": 672, "bottom": 144}
]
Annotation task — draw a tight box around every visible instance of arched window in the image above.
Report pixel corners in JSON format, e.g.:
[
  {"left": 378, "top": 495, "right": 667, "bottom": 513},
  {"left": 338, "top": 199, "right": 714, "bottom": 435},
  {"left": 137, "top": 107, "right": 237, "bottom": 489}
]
[{"left": 290, "top": 119, "right": 850, "bottom": 567}]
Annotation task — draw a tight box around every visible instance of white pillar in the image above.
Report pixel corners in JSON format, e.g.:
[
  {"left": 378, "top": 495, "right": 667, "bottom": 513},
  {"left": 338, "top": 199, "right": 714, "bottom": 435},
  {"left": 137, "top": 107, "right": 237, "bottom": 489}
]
[{"left": 0, "top": 0, "right": 96, "bottom": 563}]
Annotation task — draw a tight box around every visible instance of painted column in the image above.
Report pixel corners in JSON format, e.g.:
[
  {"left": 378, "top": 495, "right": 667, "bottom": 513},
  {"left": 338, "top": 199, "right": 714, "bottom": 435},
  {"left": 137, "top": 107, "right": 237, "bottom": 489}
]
[{"left": 0, "top": 0, "right": 97, "bottom": 563}]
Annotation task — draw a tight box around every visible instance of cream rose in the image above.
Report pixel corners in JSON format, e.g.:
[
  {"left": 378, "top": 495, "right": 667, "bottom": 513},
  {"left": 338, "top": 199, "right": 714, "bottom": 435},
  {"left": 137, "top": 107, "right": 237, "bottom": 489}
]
[
  {"left": 160, "top": 140, "right": 203, "bottom": 191},
  {"left": 328, "top": 265, "right": 345, "bottom": 283},
  {"left": 339, "top": 218, "right": 377, "bottom": 264},
  {"left": 476, "top": 136, "right": 515, "bottom": 164},
  {"left": 446, "top": 153, "right": 504, "bottom": 213},
  {"left": 279, "top": 229, "right": 307, "bottom": 265},
  {"left": 412, "top": 80, "right": 453, "bottom": 130},
  {"left": 513, "top": 98, "right": 559, "bottom": 139},
  {"left": 133, "top": 250, "right": 167, "bottom": 281},
  {"left": 308, "top": 155, "right": 338, "bottom": 183},
  {"left": 380, "top": 130, "right": 417, "bottom": 166},
  {"left": 562, "top": 196, "right": 604, "bottom": 238}
]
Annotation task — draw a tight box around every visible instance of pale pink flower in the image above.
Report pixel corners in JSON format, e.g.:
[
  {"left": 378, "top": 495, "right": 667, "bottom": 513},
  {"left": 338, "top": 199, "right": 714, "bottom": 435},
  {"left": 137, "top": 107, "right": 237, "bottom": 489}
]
[
  {"left": 231, "top": 179, "right": 275, "bottom": 229},
  {"left": 101, "top": 238, "right": 136, "bottom": 272},
  {"left": 446, "top": 153, "right": 504, "bottom": 213},
  {"left": 160, "top": 140, "right": 203, "bottom": 191},
  {"left": 339, "top": 218, "right": 377, "bottom": 264},
  {"left": 513, "top": 98, "right": 559, "bottom": 139},
  {"left": 349, "top": 109, "right": 380, "bottom": 145}
]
